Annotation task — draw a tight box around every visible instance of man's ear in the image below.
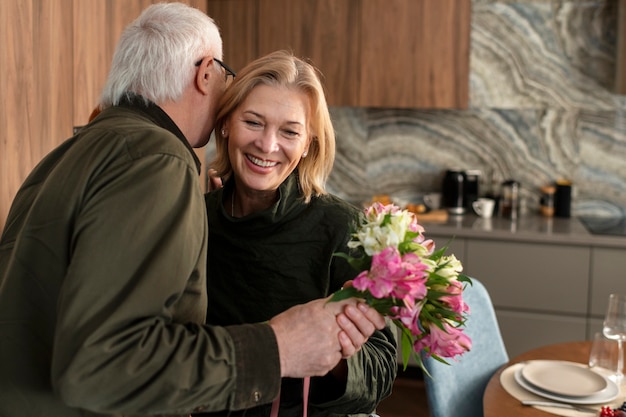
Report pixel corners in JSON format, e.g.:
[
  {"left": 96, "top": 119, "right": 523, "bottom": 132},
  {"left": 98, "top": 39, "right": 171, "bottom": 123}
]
[{"left": 195, "top": 58, "right": 213, "bottom": 95}]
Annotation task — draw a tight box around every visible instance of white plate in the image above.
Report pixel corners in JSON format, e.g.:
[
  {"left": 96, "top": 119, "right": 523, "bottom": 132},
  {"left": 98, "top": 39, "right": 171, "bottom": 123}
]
[
  {"left": 521, "top": 360, "right": 608, "bottom": 397},
  {"left": 514, "top": 366, "right": 619, "bottom": 405}
]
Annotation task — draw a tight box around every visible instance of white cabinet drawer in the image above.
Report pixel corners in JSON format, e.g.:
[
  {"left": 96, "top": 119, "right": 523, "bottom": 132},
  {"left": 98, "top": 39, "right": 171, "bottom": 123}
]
[
  {"left": 589, "top": 247, "right": 626, "bottom": 317},
  {"left": 467, "top": 240, "right": 589, "bottom": 314},
  {"left": 497, "top": 310, "right": 587, "bottom": 358}
]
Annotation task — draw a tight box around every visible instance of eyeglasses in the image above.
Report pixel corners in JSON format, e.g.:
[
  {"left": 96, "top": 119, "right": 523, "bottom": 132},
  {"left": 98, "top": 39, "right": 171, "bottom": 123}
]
[{"left": 195, "top": 57, "right": 236, "bottom": 82}]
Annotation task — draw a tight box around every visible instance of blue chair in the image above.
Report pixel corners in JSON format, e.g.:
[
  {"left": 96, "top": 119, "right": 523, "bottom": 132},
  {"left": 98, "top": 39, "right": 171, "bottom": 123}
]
[{"left": 422, "top": 278, "right": 508, "bottom": 417}]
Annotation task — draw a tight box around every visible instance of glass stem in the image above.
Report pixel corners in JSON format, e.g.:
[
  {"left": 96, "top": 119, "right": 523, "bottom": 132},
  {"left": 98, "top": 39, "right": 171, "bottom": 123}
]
[{"left": 618, "top": 340, "right": 624, "bottom": 380}]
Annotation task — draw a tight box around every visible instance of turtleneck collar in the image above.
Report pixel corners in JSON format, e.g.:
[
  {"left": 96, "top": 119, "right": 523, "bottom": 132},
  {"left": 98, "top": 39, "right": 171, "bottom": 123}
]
[{"left": 215, "top": 172, "right": 308, "bottom": 233}]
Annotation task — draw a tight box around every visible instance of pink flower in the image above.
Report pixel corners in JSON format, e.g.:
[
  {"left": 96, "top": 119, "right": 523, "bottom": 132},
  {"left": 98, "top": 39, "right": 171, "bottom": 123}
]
[
  {"left": 353, "top": 247, "right": 429, "bottom": 300},
  {"left": 408, "top": 219, "right": 425, "bottom": 235},
  {"left": 439, "top": 280, "right": 470, "bottom": 316},
  {"left": 415, "top": 321, "right": 472, "bottom": 359},
  {"left": 418, "top": 238, "right": 435, "bottom": 254},
  {"left": 331, "top": 202, "right": 471, "bottom": 372},
  {"left": 364, "top": 201, "right": 400, "bottom": 219},
  {"left": 353, "top": 247, "right": 401, "bottom": 298},
  {"left": 392, "top": 252, "right": 428, "bottom": 300},
  {"left": 392, "top": 299, "right": 424, "bottom": 336}
]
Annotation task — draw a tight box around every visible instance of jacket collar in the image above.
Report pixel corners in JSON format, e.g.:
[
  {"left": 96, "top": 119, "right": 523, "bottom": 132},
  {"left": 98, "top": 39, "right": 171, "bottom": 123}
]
[{"left": 117, "top": 94, "right": 201, "bottom": 174}]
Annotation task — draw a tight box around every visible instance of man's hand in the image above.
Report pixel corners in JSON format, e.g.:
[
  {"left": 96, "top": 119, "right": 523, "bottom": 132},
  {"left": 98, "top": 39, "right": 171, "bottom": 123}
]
[
  {"left": 268, "top": 297, "right": 386, "bottom": 378},
  {"left": 269, "top": 297, "right": 346, "bottom": 378}
]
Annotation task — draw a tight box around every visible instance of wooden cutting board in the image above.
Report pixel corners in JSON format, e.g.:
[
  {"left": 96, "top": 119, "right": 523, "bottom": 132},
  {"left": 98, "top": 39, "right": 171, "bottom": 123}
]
[{"left": 414, "top": 209, "right": 449, "bottom": 223}]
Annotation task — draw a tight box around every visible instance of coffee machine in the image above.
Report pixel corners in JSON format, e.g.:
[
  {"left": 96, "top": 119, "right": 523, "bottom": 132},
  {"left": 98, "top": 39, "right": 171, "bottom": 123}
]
[
  {"left": 441, "top": 169, "right": 466, "bottom": 214},
  {"left": 441, "top": 169, "right": 482, "bottom": 215}
]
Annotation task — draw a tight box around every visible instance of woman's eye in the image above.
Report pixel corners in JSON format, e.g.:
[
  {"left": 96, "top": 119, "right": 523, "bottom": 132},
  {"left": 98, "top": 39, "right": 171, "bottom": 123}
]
[
  {"left": 282, "top": 129, "right": 299, "bottom": 138},
  {"left": 244, "top": 119, "right": 262, "bottom": 127}
]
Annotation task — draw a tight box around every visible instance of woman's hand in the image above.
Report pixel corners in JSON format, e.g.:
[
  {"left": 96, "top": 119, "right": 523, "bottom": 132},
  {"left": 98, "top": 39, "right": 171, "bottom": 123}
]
[
  {"left": 332, "top": 281, "right": 384, "bottom": 358},
  {"left": 336, "top": 302, "right": 385, "bottom": 358},
  {"left": 207, "top": 168, "right": 223, "bottom": 191}
]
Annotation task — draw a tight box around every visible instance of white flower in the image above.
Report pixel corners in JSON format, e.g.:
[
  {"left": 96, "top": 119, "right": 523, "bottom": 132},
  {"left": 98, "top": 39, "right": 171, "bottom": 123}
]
[
  {"left": 350, "top": 209, "right": 414, "bottom": 255},
  {"left": 436, "top": 254, "right": 463, "bottom": 279}
]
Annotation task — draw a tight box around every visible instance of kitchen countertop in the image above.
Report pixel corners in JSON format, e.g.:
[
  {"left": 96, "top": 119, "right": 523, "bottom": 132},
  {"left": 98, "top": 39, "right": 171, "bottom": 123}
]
[{"left": 419, "top": 213, "right": 626, "bottom": 248}]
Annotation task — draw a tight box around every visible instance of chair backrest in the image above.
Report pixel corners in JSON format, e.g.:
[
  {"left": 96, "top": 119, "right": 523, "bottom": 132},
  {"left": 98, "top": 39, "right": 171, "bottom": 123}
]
[{"left": 422, "top": 278, "right": 508, "bottom": 417}]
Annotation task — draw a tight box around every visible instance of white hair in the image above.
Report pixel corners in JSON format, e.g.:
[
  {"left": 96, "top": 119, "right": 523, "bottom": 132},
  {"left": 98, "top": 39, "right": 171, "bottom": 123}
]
[{"left": 100, "top": 2, "right": 222, "bottom": 107}]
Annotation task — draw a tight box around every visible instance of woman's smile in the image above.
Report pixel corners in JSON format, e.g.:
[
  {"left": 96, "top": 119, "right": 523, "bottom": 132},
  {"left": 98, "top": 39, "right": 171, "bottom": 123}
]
[{"left": 245, "top": 153, "right": 278, "bottom": 169}]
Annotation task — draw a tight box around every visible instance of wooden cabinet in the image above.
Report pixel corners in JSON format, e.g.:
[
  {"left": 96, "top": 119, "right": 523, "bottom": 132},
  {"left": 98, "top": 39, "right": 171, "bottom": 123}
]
[
  {"left": 207, "top": 0, "right": 470, "bottom": 108},
  {"left": 358, "top": 0, "right": 470, "bottom": 108}
]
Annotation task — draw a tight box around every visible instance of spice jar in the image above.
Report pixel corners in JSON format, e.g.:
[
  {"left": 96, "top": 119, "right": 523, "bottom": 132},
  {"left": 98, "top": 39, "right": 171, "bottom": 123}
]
[{"left": 540, "top": 185, "right": 555, "bottom": 217}]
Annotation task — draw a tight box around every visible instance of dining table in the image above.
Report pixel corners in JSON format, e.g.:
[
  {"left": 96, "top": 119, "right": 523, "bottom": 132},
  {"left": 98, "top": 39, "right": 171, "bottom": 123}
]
[{"left": 483, "top": 340, "right": 624, "bottom": 416}]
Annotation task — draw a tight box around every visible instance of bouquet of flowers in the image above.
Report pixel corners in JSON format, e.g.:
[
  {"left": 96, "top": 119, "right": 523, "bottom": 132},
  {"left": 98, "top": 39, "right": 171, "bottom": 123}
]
[{"left": 331, "top": 202, "right": 472, "bottom": 374}]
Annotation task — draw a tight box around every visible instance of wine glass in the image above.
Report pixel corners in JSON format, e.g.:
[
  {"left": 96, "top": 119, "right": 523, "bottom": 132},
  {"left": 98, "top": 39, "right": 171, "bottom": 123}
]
[{"left": 602, "top": 293, "right": 626, "bottom": 383}]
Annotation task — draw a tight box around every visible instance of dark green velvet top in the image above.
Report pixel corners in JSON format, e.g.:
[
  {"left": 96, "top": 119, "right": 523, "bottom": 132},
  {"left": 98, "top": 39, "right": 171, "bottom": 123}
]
[{"left": 204, "top": 173, "right": 398, "bottom": 417}]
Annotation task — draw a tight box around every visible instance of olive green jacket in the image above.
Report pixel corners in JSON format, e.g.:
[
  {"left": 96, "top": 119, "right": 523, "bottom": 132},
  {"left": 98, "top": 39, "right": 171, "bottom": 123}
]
[
  {"left": 204, "top": 175, "right": 398, "bottom": 417},
  {"left": 0, "top": 98, "right": 280, "bottom": 417}
]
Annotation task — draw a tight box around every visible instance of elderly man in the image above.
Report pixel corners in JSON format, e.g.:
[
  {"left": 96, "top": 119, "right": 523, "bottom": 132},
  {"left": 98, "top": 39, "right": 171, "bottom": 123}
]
[{"left": 0, "top": 3, "right": 384, "bottom": 417}]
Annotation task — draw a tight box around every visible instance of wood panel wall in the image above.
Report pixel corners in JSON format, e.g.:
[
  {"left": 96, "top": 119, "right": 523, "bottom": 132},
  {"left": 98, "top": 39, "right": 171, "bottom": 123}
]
[{"left": 0, "top": 0, "right": 207, "bottom": 233}]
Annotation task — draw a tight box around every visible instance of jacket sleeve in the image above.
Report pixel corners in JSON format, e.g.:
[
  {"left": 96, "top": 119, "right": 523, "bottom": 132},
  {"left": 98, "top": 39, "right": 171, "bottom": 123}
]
[{"left": 50, "top": 152, "right": 280, "bottom": 415}]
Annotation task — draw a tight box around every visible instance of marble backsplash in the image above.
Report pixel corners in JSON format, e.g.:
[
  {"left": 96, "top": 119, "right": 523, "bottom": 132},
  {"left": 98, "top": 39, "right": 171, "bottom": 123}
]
[{"left": 207, "top": 0, "right": 626, "bottom": 218}]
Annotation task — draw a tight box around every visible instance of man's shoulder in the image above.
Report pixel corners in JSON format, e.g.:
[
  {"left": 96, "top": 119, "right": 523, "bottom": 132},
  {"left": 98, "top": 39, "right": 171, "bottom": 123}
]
[{"left": 83, "top": 110, "right": 193, "bottom": 165}]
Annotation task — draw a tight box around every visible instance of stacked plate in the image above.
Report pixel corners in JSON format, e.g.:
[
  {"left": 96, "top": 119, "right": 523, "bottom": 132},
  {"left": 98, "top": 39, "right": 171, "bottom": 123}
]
[{"left": 514, "top": 360, "right": 619, "bottom": 404}]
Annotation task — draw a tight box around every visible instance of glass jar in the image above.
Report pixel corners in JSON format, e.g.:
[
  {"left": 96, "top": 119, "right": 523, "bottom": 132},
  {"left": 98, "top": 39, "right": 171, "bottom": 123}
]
[
  {"left": 540, "top": 185, "right": 555, "bottom": 217},
  {"left": 499, "top": 180, "right": 520, "bottom": 220}
]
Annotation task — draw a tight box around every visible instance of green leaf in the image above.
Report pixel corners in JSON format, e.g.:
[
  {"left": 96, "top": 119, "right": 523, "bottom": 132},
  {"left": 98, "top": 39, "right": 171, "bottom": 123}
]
[
  {"left": 328, "top": 287, "right": 363, "bottom": 303},
  {"left": 399, "top": 240, "right": 422, "bottom": 254},
  {"left": 429, "top": 246, "right": 448, "bottom": 261},
  {"left": 380, "top": 213, "right": 393, "bottom": 227},
  {"left": 404, "top": 230, "right": 421, "bottom": 241},
  {"left": 400, "top": 327, "right": 414, "bottom": 370},
  {"left": 458, "top": 274, "right": 472, "bottom": 285},
  {"left": 332, "top": 251, "right": 372, "bottom": 272},
  {"left": 349, "top": 257, "right": 372, "bottom": 272},
  {"left": 333, "top": 252, "right": 351, "bottom": 261}
]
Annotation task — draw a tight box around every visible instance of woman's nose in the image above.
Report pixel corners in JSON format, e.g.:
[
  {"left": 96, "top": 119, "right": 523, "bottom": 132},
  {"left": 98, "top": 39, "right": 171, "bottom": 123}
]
[{"left": 255, "top": 130, "right": 280, "bottom": 153}]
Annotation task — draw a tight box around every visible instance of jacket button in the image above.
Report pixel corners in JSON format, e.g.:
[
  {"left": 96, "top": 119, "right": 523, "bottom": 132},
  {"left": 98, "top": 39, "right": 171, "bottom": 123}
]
[{"left": 253, "top": 391, "right": 262, "bottom": 402}]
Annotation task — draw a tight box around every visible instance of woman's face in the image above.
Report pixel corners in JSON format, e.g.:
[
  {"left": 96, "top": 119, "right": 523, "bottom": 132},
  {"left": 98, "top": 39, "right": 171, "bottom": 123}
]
[{"left": 226, "top": 84, "right": 311, "bottom": 194}]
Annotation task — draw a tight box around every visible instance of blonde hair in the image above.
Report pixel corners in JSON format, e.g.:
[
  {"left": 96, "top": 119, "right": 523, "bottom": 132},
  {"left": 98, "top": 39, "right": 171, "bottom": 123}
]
[{"left": 211, "top": 50, "right": 335, "bottom": 203}]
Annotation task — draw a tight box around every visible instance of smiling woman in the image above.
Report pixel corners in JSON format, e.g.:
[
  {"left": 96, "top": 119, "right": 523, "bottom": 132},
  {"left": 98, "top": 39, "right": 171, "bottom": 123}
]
[
  {"left": 202, "top": 50, "right": 398, "bottom": 417},
  {"left": 222, "top": 83, "right": 310, "bottom": 214}
]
